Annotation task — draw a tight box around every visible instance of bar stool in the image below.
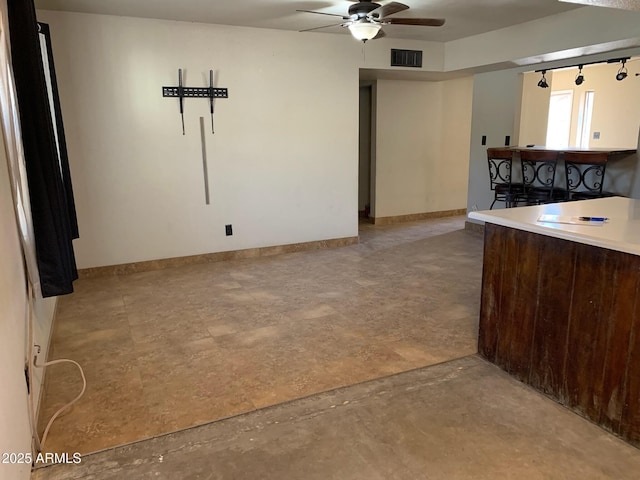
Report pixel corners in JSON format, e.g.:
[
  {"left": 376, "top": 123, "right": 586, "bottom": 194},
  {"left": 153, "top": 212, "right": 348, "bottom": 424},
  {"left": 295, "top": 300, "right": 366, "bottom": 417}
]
[
  {"left": 519, "top": 150, "right": 565, "bottom": 205},
  {"left": 487, "top": 148, "right": 524, "bottom": 209},
  {"left": 564, "top": 151, "right": 615, "bottom": 200}
]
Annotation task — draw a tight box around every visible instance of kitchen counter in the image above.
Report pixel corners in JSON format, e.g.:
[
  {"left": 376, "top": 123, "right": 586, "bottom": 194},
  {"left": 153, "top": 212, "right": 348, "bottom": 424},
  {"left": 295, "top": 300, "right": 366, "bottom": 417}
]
[
  {"left": 509, "top": 146, "right": 636, "bottom": 155},
  {"left": 471, "top": 196, "right": 640, "bottom": 448},
  {"left": 469, "top": 196, "right": 640, "bottom": 255}
]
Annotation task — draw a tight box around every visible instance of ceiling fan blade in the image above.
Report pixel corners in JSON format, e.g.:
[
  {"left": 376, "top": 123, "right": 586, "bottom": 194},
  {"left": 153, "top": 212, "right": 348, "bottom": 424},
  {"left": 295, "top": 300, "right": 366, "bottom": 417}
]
[
  {"left": 368, "top": 2, "right": 410, "bottom": 19},
  {"left": 299, "top": 22, "right": 346, "bottom": 32},
  {"left": 384, "top": 18, "right": 446, "bottom": 26},
  {"left": 373, "top": 29, "right": 386, "bottom": 40},
  {"left": 296, "top": 9, "right": 349, "bottom": 19}
]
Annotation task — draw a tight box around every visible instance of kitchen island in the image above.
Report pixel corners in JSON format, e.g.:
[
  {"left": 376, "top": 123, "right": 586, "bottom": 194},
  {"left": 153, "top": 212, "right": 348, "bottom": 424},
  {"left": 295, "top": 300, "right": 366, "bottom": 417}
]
[{"left": 469, "top": 196, "right": 640, "bottom": 448}]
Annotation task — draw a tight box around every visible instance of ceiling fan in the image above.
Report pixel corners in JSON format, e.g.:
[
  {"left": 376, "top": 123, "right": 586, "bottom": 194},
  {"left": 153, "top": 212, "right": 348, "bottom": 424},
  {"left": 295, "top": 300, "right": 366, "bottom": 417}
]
[{"left": 297, "top": 1, "right": 445, "bottom": 42}]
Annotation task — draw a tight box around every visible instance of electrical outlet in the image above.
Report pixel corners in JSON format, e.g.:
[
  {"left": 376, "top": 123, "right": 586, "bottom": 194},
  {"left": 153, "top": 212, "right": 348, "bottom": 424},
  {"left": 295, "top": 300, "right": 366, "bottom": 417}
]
[
  {"left": 593, "top": 131, "right": 601, "bottom": 140},
  {"left": 472, "top": 204, "right": 479, "bottom": 212},
  {"left": 225, "top": 224, "right": 233, "bottom": 236}
]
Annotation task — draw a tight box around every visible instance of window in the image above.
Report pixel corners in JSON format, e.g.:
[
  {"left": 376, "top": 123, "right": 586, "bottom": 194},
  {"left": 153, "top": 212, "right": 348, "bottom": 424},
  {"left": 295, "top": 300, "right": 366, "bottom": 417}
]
[
  {"left": 546, "top": 90, "right": 574, "bottom": 149},
  {"left": 575, "top": 91, "right": 595, "bottom": 149}
]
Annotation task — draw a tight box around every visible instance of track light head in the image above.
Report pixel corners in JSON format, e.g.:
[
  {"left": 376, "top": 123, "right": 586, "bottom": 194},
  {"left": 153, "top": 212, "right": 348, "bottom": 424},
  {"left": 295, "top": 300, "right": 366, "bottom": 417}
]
[
  {"left": 538, "top": 70, "right": 549, "bottom": 88},
  {"left": 575, "top": 65, "right": 585, "bottom": 85},
  {"left": 616, "top": 60, "right": 628, "bottom": 81}
]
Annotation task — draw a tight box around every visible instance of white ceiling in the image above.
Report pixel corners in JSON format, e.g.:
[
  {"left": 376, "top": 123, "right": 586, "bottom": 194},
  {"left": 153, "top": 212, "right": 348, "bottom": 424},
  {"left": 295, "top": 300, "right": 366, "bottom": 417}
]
[{"left": 34, "top": 0, "right": 583, "bottom": 43}]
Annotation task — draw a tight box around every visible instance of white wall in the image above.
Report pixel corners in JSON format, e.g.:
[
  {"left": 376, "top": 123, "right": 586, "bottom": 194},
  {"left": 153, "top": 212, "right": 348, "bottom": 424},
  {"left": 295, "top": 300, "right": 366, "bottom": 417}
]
[
  {"left": 445, "top": 7, "right": 640, "bottom": 71},
  {"left": 0, "top": 132, "right": 56, "bottom": 480},
  {"left": 37, "top": 11, "right": 362, "bottom": 269},
  {"left": 39, "top": 6, "right": 640, "bottom": 265},
  {"left": 0, "top": 133, "right": 31, "bottom": 480},
  {"left": 373, "top": 76, "right": 472, "bottom": 218},
  {"left": 1, "top": 3, "right": 58, "bottom": 475},
  {"left": 467, "top": 69, "right": 521, "bottom": 213}
]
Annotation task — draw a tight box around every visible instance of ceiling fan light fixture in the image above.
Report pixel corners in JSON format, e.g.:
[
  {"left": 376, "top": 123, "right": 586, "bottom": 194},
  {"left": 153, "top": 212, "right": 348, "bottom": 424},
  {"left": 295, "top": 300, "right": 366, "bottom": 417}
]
[{"left": 348, "top": 20, "right": 381, "bottom": 42}]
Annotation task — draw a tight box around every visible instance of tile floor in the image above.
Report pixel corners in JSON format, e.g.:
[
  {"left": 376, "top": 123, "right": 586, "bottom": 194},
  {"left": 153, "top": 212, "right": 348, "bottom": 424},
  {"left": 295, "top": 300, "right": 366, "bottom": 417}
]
[
  {"left": 33, "top": 355, "right": 640, "bottom": 480},
  {"left": 38, "top": 216, "right": 484, "bottom": 454}
]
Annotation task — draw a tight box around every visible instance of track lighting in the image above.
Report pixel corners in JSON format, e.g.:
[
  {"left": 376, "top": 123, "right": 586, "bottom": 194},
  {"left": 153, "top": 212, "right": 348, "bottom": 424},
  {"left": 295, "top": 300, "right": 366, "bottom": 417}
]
[
  {"left": 575, "top": 65, "right": 585, "bottom": 85},
  {"left": 537, "top": 70, "right": 549, "bottom": 88},
  {"left": 616, "top": 59, "right": 628, "bottom": 81},
  {"left": 535, "top": 56, "right": 632, "bottom": 87}
]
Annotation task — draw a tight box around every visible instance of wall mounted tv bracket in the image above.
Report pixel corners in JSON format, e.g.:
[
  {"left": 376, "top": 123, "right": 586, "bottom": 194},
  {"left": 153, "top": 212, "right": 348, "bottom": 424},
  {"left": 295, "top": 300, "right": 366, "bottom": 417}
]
[{"left": 163, "top": 69, "right": 228, "bottom": 135}]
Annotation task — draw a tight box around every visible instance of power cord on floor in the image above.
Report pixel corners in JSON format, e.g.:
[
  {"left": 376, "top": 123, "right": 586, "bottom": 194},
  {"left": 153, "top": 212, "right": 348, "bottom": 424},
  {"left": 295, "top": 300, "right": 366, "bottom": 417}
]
[
  {"left": 33, "top": 355, "right": 86, "bottom": 448},
  {"left": 26, "top": 281, "right": 86, "bottom": 452}
]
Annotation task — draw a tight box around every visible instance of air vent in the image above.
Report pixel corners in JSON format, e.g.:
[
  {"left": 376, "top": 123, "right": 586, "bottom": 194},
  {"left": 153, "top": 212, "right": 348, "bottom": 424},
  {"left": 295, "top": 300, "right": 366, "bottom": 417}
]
[{"left": 390, "top": 49, "right": 423, "bottom": 68}]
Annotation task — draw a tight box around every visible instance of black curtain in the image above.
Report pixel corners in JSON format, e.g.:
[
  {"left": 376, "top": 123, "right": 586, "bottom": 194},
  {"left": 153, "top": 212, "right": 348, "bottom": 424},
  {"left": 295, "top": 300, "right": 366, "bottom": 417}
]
[{"left": 8, "top": 0, "right": 78, "bottom": 297}]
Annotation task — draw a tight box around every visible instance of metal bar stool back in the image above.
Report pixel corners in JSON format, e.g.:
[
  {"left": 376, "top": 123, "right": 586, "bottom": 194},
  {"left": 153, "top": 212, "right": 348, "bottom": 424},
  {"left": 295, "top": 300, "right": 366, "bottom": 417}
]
[
  {"left": 520, "top": 150, "right": 564, "bottom": 205},
  {"left": 564, "top": 152, "right": 613, "bottom": 200},
  {"left": 487, "top": 148, "right": 522, "bottom": 209}
]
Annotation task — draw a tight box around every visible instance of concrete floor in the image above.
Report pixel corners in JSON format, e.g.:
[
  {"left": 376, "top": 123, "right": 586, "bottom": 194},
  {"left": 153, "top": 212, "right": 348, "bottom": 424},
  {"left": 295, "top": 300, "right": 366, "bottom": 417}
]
[
  {"left": 33, "top": 355, "right": 640, "bottom": 480},
  {"left": 39, "top": 216, "right": 483, "bottom": 454}
]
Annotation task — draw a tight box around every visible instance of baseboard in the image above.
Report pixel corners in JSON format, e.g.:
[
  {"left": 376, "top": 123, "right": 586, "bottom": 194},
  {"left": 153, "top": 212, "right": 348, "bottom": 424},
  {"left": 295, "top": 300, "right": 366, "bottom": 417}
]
[
  {"left": 372, "top": 208, "right": 467, "bottom": 226},
  {"left": 465, "top": 220, "right": 485, "bottom": 233},
  {"left": 78, "top": 236, "right": 359, "bottom": 278}
]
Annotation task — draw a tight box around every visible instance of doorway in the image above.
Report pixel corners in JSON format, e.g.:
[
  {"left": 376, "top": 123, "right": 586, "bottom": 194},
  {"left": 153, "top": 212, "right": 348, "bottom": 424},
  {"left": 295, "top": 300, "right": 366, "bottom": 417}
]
[{"left": 358, "top": 85, "right": 373, "bottom": 221}]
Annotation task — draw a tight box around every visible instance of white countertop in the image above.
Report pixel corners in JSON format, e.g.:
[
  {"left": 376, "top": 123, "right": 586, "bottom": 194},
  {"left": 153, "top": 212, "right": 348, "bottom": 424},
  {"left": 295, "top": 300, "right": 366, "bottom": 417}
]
[{"left": 468, "top": 196, "right": 640, "bottom": 256}]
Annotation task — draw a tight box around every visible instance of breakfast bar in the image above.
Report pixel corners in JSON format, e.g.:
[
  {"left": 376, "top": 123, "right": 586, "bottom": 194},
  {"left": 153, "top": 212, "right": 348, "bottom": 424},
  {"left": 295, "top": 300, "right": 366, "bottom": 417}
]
[{"left": 469, "top": 196, "right": 640, "bottom": 447}]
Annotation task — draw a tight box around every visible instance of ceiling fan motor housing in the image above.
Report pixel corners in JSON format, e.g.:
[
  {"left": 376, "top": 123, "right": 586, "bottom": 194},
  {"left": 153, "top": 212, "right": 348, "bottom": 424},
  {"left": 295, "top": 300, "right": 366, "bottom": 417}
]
[{"left": 348, "top": 1, "right": 381, "bottom": 19}]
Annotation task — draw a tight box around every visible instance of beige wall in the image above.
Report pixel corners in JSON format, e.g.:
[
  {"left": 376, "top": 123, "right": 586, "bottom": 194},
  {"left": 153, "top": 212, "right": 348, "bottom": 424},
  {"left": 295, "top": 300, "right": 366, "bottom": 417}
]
[
  {"left": 440, "top": 78, "right": 474, "bottom": 207},
  {"left": 38, "top": 11, "right": 362, "bottom": 269},
  {"left": 517, "top": 71, "right": 553, "bottom": 147},
  {"left": 374, "top": 77, "right": 472, "bottom": 218},
  {"left": 550, "top": 58, "right": 640, "bottom": 149}
]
